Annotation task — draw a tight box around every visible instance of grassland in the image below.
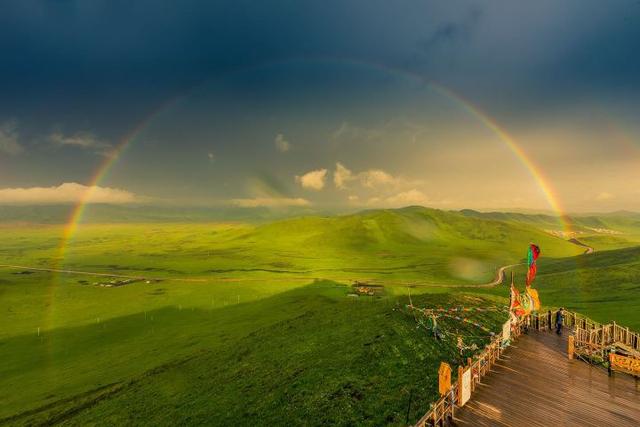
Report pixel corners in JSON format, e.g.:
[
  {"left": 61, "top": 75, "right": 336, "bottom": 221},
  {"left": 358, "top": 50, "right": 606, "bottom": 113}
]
[
  {"left": 0, "top": 273, "right": 506, "bottom": 425},
  {"left": 1, "top": 207, "right": 588, "bottom": 285},
  {"left": 0, "top": 206, "right": 639, "bottom": 425},
  {"left": 523, "top": 246, "right": 640, "bottom": 328}
]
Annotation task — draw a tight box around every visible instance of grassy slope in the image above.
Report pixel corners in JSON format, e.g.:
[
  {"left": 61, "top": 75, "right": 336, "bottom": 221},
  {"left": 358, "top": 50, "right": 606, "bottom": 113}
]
[
  {"left": 1, "top": 206, "right": 638, "bottom": 425},
  {"left": 460, "top": 209, "right": 640, "bottom": 250},
  {"left": 463, "top": 246, "right": 640, "bottom": 330},
  {"left": 64, "top": 293, "right": 502, "bottom": 427},
  {"left": 1, "top": 207, "right": 584, "bottom": 285},
  {"left": 535, "top": 247, "right": 640, "bottom": 328},
  {"left": 0, "top": 280, "right": 505, "bottom": 426},
  {"left": 0, "top": 204, "right": 316, "bottom": 224},
  {"left": 6, "top": 206, "right": 578, "bottom": 340}
]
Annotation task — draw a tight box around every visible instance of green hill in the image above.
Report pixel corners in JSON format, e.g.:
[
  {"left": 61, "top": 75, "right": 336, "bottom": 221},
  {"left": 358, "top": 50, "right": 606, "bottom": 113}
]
[
  {"left": 0, "top": 285, "right": 506, "bottom": 426},
  {"left": 2, "top": 206, "right": 584, "bottom": 285},
  {"left": 0, "top": 203, "right": 315, "bottom": 224},
  {"left": 460, "top": 209, "right": 640, "bottom": 250},
  {"left": 533, "top": 246, "right": 640, "bottom": 328},
  {"left": 466, "top": 245, "right": 640, "bottom": 330},
  {"left": 1, "top": 206, "right": 638, "bottom": 425}
]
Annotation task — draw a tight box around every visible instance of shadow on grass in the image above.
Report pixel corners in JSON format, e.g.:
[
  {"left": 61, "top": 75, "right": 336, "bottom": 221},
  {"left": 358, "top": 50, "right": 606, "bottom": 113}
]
[{"left": 0, "top": 281, "right": 506, "bottom": 426}]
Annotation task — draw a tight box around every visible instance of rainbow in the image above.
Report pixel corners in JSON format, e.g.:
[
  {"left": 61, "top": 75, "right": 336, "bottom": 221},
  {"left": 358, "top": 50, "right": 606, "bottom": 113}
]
[
  {"left": 429, "top": 83, "right": 572, "bottom": 233},
  {"left": 54, "top": 95, "right": 185, "bottom": 264},
  {"left": 56, "top": 59, "right": 574, "bottom": 258},
  {"left": 45, "top": 96, "right": 185, "bottom": 333},
  {"left": 302, "top": 58, "right": 573, "bottom": 232},
  {"left": 46, "top": 59, "right": 574, "bottom": 328}
]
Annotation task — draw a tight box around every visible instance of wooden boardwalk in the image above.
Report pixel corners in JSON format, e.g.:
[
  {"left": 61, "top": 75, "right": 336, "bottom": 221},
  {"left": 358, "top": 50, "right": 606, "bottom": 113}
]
[{"left": 453, "top": 329, "right": 640, "bottom": 426}]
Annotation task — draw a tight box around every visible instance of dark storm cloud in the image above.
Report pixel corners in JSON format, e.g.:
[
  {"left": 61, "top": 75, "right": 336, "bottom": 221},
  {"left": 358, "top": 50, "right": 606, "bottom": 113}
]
[
  {"left": 2, "top": 1, "right": 639, "bottom": 126},
  {"left": 417, "top": 5, "right": 483, "bottom": 57},
  {"left": 1, "top": 0, "right": 639, "bottom": 209}
]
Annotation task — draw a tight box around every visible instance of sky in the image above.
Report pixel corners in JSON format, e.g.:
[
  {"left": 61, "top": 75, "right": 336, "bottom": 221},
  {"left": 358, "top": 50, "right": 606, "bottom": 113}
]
[{"left": 1, "top": 0, "right": 640, "bottom": 214}]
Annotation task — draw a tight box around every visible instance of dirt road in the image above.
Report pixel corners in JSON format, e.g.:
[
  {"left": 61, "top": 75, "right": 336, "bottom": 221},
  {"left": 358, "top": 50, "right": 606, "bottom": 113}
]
[
  {"left": 0, "top": 264, "right": 208, "bottom": 283},
  {"left": 567, "top": 238, "right": 595, "bottom": 254}
]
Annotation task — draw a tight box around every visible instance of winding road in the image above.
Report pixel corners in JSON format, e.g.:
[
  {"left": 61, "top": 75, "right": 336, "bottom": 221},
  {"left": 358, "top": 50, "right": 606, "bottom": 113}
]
[
  {"left": 0, "top": 237, "right": 593, "bottom": 287},
  {"left": 0, "top": 264, "right": 208, "bottom": 283},
  {"left": 568, "top": 238, "right": 595, "bottom": 254},
  {"left": 477, "top": 263, "right": 520, "bottom": 288},
  {"left": 0, "top": 262, "right": 521, "bottom": 287}
]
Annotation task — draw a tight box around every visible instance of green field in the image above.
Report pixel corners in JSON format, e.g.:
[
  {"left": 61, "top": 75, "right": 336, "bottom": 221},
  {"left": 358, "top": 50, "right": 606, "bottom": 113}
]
[{"left": 1, "top": 206, "right": 639, "bottom": 425}]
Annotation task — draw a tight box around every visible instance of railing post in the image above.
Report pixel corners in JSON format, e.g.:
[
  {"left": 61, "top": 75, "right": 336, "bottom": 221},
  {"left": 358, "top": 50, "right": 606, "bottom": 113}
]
[
  {"left": 467, "top": 358, "right": 474, "bottom": 392},
  {"left": 457, "top": 365, "right": 463, "bottom": 407},
  {"left": 568, "top": 335, "right": 574, "bottom": 360},
  {"left": 449, "top": 388, "right": 455, "bottom": 422}
]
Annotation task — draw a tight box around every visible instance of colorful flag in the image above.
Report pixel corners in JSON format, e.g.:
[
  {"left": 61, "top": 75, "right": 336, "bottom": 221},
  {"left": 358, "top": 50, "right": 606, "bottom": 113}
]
[
  {"left": 526, "top": 244, "right": 541, "bottom": 286},
  {"left": 526, "top": 287, "right": 541, "bottom": 311},
  {"left": 510, "top": 282, "right": 526, "bottom": 317}
]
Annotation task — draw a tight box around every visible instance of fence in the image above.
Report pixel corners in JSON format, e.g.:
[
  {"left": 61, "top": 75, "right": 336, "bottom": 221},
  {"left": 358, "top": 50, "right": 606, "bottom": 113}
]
[
  {"left": 567, "top": 317, "right": 640, "bottom": 359},
  {"left": 412, "top": 309, "right": 639, "bottom": 426},
  {"left": 413, "top": 317, "right": 527, "bottom": 427},
  {"left": 528, "top": 309, "right": 600, "bottom": 332},
  {"left": 528, "top": 310, "right": 639, "bottom": 362}
]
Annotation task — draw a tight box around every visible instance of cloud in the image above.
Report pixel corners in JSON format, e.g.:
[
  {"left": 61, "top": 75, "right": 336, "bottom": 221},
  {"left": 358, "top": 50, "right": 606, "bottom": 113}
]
[
  {"left": 382, "top": 189, "right": 430, "bottom": 207},
  {"left": 360, "top": 169, "right": 397, "bottom": 188},
  {"left": 363, "top": 189, "right": 430, "bottom": 208},
  {"left": 595, "top": 192, "right": 614, "bottom": 201},
  {"left": 229, "top": 197, "right": 310, "bottom": 208},
  {"left": 0, "top": 182, "right": 140, "bottom": 205},
  {"left": 274, "top": 133, "right": 291, "bottom": 152},
  {"left": 333, "top": 163, "right": 433, "bottom": 207},
  {"left": 0, "top": 119, "right": 22, "bottom": 155},
  {"left": 330, "top": 119, "right": 429, "bottom": 149},
  {"left": 334, "top": 162, "right": 355, "bottom": 189},
  {"left": 333, "top": 162, "right": 414, "bottom": 190},
  {"left": 418, "top": 5, "right": 483, "bottom": 55},
  {"left": 295, "top": 168, "right": 327, "bottom": 191},
  {"left": 330, "top": 122, "right": 384, "bottom": 144},
  {"left": 50, "top": 131, "right": 110, "bottom": 150}
]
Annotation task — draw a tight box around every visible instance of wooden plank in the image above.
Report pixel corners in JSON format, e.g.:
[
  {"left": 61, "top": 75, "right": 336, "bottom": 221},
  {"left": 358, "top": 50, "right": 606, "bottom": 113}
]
[
  {"left": 452, "top": 330, "right": 640, "bottom": 426},
  {"left": 415, "top": 312, "right": 639, "bottom": 426}
]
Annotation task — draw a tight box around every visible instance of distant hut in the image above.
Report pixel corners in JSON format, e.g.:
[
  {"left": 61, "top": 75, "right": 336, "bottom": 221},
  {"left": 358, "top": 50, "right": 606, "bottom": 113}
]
[{"left": 352, "top": 281, "right": 384, "bottom": 296}]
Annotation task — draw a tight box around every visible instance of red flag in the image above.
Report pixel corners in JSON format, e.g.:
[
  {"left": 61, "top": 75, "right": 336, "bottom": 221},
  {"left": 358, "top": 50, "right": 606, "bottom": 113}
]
[{"left": 526, "top": 244, "right": 540, "bottom": 286}]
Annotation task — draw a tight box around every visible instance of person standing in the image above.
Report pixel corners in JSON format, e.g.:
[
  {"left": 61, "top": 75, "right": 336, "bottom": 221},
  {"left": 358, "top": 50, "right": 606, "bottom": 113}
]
[{"left": 555, "top": 307, "right": 564, "bottom": 335}]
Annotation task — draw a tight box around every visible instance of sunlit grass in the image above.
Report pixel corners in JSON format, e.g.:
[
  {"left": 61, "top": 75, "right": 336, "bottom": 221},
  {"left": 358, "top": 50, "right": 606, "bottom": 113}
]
[{"left": 1, "top": 207, "right": 639, "bottom": 425}]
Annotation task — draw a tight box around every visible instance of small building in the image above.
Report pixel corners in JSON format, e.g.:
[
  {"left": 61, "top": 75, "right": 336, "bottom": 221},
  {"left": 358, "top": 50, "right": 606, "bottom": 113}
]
[{"left": 352, "top": 281, "right": 384, "bottom": 296}]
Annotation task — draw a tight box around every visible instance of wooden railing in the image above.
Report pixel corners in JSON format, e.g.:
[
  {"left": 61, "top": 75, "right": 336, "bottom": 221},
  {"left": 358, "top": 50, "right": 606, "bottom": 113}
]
[
  {"left": 530, "top": 309, "right": 602, "bottom": 333},
  {"left": 532, "top": 310, "right": 639, "bottom": 358},
  {"left": 416, "top": 382, "right": 458, "bottom": 427},
  {"left": 413, "top": 318, "right": 527, "bottom": 427},
  {"left": 567, "top": 317, "right": 640, "bottom": 358},
  {"left": 412, "top": 309, "right": 639, "bottom": 426},
  {"left": 610, "top": 322, "right": 640, "bottom": 351}
]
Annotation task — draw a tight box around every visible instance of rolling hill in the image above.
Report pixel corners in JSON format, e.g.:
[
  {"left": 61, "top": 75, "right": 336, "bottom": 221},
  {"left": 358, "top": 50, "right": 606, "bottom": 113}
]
[
  {"left": 1, "top": 206, "right": 587, "bottom": 285},
  {"left": 460, "top": 209, "right": 640, "bottom": 250},
  {"left": 1, "top": 206, "right": 638, "bottom": 425}
]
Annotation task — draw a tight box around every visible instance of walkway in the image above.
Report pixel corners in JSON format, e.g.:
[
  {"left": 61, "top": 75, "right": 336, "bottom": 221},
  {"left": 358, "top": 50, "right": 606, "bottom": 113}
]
[{"left": 453, "top": 329, "right": 640, "bottom": 426}]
